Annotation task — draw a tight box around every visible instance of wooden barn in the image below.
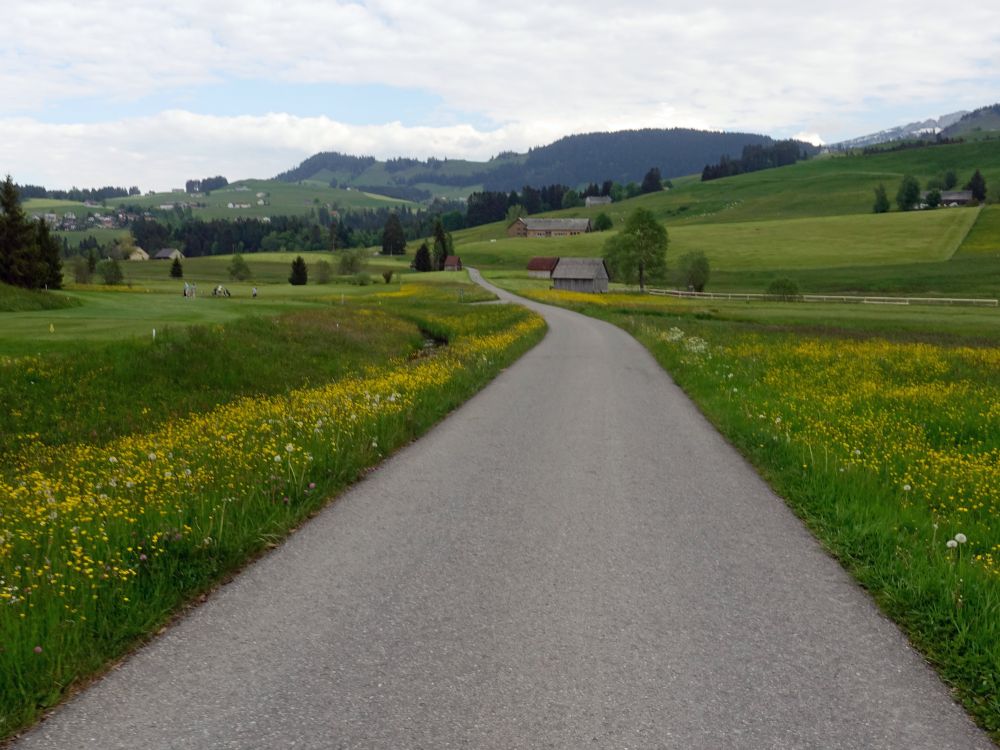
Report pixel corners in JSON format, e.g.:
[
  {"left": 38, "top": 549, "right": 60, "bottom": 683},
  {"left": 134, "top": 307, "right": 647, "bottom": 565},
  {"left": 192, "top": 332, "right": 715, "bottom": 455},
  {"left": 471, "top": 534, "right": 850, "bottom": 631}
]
[
  {"left": 154, "top": 248, "right": 184, "bottom": 261},
  {"left": 507, "top": 217, "right": 592, "bottom": 238},
  {"left": 128, "top": 248, "right": 149, "bottom": 261},
  {"left": 551, "top": 258, "right": 609, "bottom": 293},
  {"left": 444, "top": 256, "right": 463, "bottom": 271},
  {"left": 526, "top": 257, "right": 560, "bottom": 278}
]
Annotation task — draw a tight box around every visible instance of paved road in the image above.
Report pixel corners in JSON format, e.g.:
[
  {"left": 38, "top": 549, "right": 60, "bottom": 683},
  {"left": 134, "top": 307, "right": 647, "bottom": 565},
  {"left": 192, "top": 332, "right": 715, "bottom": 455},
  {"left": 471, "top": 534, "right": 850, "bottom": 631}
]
[{"left": 16, "top": 272, "right": 992, "bottom": 749}]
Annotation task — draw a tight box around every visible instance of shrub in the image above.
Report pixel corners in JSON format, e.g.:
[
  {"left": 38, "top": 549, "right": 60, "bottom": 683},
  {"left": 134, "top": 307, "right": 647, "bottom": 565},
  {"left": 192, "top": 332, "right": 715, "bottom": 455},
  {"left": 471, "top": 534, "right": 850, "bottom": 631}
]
[
  {"left": 593, "top": 212, "right": 613, "bottom": 231},
  {"left": 313, "top": 260, "right": 332, "bottom": 284},
  {"left": 352, "top": 272, "right": 372, "bottom": 286},
  {"left": 98, "top": 258, "right": 124, "bottom": 285},
  {"left": 678, "top": 251, "right": 710, "bottom": 292},
  {"left": 382, "top": 271, "right": 393, "bottom": 284},
  {"left": 766, "top": 277, "right": 801, "bottom": 301},
  {"left": 289, "top": 255, "right": 308, "bottom": 286}
]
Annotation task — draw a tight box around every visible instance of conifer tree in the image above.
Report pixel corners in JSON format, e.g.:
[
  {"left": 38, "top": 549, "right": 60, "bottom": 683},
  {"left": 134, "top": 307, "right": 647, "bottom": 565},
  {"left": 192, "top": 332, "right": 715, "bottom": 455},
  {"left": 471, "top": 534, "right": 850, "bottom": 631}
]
[
  {"left": 381, "top": 213, "right": 406, "bottom": 256},
  {"left": 413, "top": 241, "right": 432, "bottom": 272},
  {"left": 289, "top": 255, "right": 308, "bottom": 285},
  {"left": 170, "top": 257, "right": 184, "bottom": 278}
]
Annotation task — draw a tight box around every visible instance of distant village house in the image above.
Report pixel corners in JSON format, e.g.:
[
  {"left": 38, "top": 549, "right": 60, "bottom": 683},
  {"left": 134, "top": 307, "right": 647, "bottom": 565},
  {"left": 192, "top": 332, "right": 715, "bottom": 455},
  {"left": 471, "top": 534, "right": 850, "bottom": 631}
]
[
  {"left": 128, "top": 248, "right": 150, "bottom": 261},
  {"left": 507, "top": 217, "right": 592, "bottom": 238},
  {"left": 444, "top": 256, "right": 463, "bottom": 271},
  {"left": 584, "top": 196, "right": 612, "bottom": 207}
]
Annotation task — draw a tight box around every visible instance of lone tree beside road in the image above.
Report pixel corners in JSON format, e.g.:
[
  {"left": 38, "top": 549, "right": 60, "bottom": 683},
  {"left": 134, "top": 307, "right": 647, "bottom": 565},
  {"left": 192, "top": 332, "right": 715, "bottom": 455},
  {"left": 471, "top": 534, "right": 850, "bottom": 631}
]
[{"left": 603, "top": 207, "right": 668, "bottom": 292}]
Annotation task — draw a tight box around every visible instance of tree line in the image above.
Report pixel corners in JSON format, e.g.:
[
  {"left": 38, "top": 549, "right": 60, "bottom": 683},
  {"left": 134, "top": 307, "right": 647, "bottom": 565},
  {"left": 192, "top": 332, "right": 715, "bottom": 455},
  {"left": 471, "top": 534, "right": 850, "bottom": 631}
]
[
  {"left": 13, "top": 183, "right": 140, "bottom": 202},
  {"left": 701, "top": 140, "right": 812, "bottom": 181}
]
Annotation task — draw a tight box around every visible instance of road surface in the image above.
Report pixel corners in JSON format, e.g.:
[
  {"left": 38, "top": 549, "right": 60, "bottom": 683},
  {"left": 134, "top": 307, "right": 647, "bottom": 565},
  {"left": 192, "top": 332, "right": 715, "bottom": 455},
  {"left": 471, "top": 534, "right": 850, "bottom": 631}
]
[{"left": 15, "top": 271, "right": 992, "bottom": 748}]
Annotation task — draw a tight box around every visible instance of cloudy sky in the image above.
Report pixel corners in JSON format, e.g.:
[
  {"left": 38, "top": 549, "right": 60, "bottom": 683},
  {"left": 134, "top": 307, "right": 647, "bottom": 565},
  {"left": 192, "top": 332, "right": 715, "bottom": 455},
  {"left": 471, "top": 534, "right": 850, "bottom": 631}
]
[{"left": 3, "top": 0, "right": 998, "bottom": 192}]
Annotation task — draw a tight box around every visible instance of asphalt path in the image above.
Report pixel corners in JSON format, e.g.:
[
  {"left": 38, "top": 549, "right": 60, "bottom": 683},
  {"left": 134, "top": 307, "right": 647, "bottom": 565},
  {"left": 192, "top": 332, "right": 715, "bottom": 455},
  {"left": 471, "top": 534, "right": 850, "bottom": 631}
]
[{"left": 15, "top": 271, "right": 993, "bottom": 749}]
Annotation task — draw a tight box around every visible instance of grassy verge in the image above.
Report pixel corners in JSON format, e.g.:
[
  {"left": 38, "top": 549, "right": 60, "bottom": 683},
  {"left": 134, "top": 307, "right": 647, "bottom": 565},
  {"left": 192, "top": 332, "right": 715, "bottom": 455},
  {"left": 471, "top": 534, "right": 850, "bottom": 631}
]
[
  {"left": 511, "top": 286, "right": 1000, "bottom": 740},
  {"left": 0, "top": 283, "right": 545, "bottom": 741},
  {"left": 0, "top": 284, "right": 79, "bottom": 313}
]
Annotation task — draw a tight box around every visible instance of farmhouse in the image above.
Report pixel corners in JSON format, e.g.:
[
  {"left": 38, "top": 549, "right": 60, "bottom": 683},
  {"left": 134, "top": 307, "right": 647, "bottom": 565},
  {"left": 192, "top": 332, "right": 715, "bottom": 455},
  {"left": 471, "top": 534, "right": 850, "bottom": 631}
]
[
  {"left": 551, "top": 257, "right": 609, "bottom": 293},
  {"left": 444, "top": 256, "right": 463, "bottom": 271},
  {"left": 526, "top": 257, "right": 560, "bottom": 279},
  {"left": 584, "top": 196, "right": 612, "bottom": 207},
  {"left": 128, "top": 248, "right": 150, "bottom": 261},
  {"left": 154, "top": 248, "right": 184, "bottom": 261},
  {"left": 940, "top": 190, "right": 974, "bottom": 206},
  {"left": 507, "top": 217, "right": 592, "bottom": 238}
]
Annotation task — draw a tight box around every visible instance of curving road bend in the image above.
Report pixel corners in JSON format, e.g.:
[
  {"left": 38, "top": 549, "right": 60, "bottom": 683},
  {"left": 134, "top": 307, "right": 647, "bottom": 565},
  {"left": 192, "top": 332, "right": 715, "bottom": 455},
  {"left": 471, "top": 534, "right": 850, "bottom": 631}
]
[{"left": 15, "top": 270, "right": 992, "bottom": 749}]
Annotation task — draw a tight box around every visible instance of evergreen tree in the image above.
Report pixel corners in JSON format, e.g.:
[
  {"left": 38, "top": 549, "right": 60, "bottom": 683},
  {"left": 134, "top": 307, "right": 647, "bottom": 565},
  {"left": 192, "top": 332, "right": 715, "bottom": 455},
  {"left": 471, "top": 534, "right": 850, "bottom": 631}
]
[
  {"left": 381, "top": 213, "right": 407, "bottom": 255},
  {"left": 170, "top": 257, "right": 184, "bottom": 278},
  {"left": 967, "top": 169, "right": 987, "bottom": 202},
  {"left": 413, "top": 241, "right": 432, "bottom": 272},
  {"left": 872, "top": 184, "right": 890, "bottom": 213},
  {"left": 640, "top": 167, "right": 663, "bottom": 194},
  {"left": 0, "top": 174, "right": 62, "bottom": 289},
  {"left": 35, "top": 220, "right": 63, "bottom": 288},
  {"left": 289, "top": 255, "right": 308, "bottom": 285},
  {"left": 431, "top": 218, "right": 452, "bottom": 270}
]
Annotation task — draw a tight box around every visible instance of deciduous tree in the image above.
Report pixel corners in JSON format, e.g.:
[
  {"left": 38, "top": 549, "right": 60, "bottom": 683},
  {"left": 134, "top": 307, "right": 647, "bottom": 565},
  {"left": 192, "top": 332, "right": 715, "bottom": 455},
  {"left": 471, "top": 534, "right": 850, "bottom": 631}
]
[
  {"left": 678, "top": 250, "right": 710, "bottom": 292},
  {"left": 896, "top": 175, "right": 921, "bottom": 211},
  {"left": 602, "top": 207, "right": 668, "bottom": 292}
]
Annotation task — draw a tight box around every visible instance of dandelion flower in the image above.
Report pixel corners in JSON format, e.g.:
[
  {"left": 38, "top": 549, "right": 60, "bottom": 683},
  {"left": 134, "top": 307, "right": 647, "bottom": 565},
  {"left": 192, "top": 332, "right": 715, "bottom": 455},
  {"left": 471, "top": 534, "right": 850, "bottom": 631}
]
[
  {"left": 947, "top": 539, "right": 958, "bottom": 549},
  {"left": 285, "top": 443, "right": 295, "bottom": 453},
  {"left": 955, "top": 533, "right": 967, "bottom": 544}
]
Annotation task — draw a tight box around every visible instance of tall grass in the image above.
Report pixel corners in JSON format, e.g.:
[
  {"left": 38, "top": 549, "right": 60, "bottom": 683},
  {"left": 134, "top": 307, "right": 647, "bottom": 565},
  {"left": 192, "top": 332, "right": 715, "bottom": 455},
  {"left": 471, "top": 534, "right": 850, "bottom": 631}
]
[
  {"left": 522, "top": 288, "right": 1000, "bottom": 740},
  {"left": 0, "top": 285, "right": 545, "bottom": 741}
]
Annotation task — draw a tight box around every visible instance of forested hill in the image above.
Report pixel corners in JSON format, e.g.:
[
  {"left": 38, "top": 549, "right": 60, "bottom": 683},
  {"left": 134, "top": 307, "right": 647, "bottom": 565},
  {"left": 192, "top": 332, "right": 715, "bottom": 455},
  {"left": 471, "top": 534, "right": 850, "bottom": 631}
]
[
  {"left": 274, "top": 128, "right": 813, "bottom": 198},
  {"left": 491, "top": 129, "right": 785, "bottom": 187}
]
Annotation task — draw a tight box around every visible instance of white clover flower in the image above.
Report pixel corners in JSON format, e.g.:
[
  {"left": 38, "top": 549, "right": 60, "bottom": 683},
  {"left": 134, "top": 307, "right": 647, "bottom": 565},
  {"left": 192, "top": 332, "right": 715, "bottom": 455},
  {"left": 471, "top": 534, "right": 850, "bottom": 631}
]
[
  {"left": 774, "top": 417, "right": 782, "bottom": 424},
  {"left": 285, "top": 443, "right": 295, "bottom": 453},
  {"left": 955, "top": 533, "right": 967, "bottom": 544},
  {"left": 148, "top": 452, "right": 156, "bottom": 461},
  {"left": 273, "top": 455, "right": 282, "bottom": 463},
  {"left": 108, "top": 456, "right": 118, "bottom": 464},
  {"left": 903, "top": 484, "right": 912, "bottom": 491}
]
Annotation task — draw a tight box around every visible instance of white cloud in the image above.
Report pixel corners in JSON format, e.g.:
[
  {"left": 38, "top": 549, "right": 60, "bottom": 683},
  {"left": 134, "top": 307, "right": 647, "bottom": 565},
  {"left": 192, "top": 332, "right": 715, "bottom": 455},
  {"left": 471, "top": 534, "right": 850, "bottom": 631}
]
[
  {"left": 3, "top": 1, "right": 999, "bottom": 188},
  {"left": 0, "top": 112, "right": 568, "bottom": 191}
]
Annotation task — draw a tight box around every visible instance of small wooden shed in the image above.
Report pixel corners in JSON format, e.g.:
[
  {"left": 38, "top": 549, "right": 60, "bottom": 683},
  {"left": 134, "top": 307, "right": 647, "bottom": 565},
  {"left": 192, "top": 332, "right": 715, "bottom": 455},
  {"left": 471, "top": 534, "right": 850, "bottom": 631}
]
[
  {"left": 128, "top": 248, "right": 150, "bottom": 261},
  {"left": 154, "top": 248, "right": 184, "bottom": 261},
  {"left": 444, "top": 256, "right": 463, "bottom": 271},
  {"left": 526, "top": 257, "right": 560, "bottom": 279},
  {"left": 551, "top": 258, "right": 609, "bottom": 293}
]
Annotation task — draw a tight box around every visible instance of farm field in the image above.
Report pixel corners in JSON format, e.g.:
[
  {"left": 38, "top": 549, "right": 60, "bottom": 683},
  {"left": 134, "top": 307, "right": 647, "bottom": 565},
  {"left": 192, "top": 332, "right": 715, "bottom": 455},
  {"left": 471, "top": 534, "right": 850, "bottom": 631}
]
[
  {"left": 106, "top": 179, "right": 413, "bottom": 220},
  {"left": 499, "top": 282, "right": 1000, "bottom": 739},
  {"left": 0, "top": 276, "right": 544, "bottom": 740},
  {"left": 455, "top": 208, "right": 982, "bottom": 274}
]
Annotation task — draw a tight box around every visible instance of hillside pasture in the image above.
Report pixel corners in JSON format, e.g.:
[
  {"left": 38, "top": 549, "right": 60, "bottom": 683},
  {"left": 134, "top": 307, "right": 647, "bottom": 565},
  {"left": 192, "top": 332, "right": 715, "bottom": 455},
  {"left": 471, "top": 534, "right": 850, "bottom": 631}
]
[
  {"left": 453, "top": 208, "right": 979, "bottom": 275},
  {"left": 107, "top": 179, "right": 414, "bottom": 220}
]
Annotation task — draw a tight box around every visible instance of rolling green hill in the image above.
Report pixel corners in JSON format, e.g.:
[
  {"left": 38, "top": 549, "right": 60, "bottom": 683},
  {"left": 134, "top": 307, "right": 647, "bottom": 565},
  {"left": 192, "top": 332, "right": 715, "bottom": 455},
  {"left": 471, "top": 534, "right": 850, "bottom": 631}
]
[
  {"left": 275, "top": 129, "right": 812, "bottom": 198},
  {"left": 107, "top": 179, "right": 414, "bottom": 219},
  {"left": 447, "top": 138, "right": 1000, "bottom": 296}
]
